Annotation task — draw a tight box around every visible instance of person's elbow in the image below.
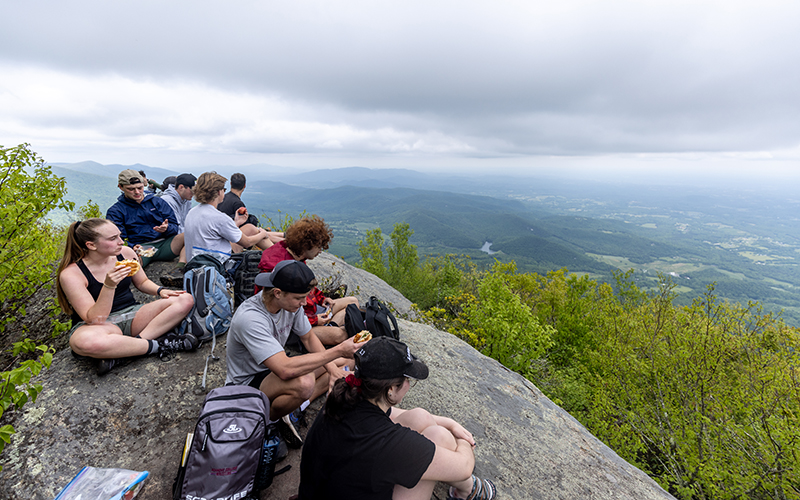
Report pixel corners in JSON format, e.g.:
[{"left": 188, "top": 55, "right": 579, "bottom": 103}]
[{"left": 270, "top": 364, "right": 300, "bottom": 380}]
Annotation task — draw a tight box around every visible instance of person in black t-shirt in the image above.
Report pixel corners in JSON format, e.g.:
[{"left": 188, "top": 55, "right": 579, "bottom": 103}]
[
  {"left": 299, "top": 337, "right": 497, "bottom": 500},
  {"left": 217, "top": 172, "right": 284, "bottom": 251},
  {"left": 56, "top": 218, "right": 199, "bottom": 375}
]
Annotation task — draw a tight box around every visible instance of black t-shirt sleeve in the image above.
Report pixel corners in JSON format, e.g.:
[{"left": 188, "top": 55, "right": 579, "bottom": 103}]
[{"left": 377, "top": 425, "right": 437, "bottom": 489}]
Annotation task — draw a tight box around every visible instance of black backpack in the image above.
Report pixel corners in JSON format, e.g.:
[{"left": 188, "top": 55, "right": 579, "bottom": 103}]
[
  {"left": 172, "top": 385, "right": 288, "bottom": 500},
  {"left": 226, "top": 250, "right": 263, "bottom": 308},
  {"left": 344, "top": 296, "right": 400, "bottom": 340}
]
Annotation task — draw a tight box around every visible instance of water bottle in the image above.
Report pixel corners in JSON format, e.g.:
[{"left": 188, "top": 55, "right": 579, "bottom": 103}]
[{"left": 255, "top": 426, "right": 280, "bottom": 490}]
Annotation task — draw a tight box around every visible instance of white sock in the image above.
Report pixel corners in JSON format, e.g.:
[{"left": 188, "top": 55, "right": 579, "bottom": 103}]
[{"left": 299, "top": 400, "right": 310, "bottom": 411}]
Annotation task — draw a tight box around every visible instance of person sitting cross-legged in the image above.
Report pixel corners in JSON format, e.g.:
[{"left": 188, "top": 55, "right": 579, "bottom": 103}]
[
  {"left": 225, "top": 260, "right": 362, "bottom": 449},
  {"left": 57, "top": 218, "right": 199, "bottom": 376}
]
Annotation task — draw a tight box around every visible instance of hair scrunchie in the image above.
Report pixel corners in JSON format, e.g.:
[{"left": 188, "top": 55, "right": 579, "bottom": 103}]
[{"left": 345, "top": 374, "right": 362, "bottom": 392}]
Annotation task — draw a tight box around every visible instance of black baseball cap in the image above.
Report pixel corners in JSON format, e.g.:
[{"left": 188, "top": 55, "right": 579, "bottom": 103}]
[
  {"left": 176, "top": 173, "right": 197, "bottom": 188},
  {"left": 355, "top": 337, "right": 429, "bottom": 381},
  {"left": 254, "top": 260, "right": 316, "bottom": 294}
]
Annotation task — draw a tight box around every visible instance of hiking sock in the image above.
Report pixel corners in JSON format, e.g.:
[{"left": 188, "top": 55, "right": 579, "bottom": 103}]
[
  {"left": 176, "top": 262, "right": 185, "bottom": 268},
  {"left": 146, "top": 339, "right": 159, "bottom": 355}
]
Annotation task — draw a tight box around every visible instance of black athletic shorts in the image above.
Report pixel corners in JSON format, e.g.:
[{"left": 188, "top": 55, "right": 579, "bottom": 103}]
[{"left": 248, "top": 369, "right": 271, "bottom": 389}]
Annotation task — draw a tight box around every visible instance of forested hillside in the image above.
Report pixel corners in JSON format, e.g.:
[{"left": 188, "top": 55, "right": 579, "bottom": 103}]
[{"left": 47, "top": 163, "right": 800, "bottom": 326}]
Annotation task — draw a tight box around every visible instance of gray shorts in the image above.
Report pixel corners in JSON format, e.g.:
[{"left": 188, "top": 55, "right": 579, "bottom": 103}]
[{"left": 68, "top": 303, "right": 143, "bottom": 339}]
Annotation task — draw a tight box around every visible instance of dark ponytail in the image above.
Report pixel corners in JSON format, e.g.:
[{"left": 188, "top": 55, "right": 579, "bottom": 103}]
[{"left": 324, "top": 375, "right": 406, "bottom": 421}]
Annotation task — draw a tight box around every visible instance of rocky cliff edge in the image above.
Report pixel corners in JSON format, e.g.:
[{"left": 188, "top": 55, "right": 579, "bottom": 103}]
[{"left": 0, "top": 253, "right": 674, "bottom": 500}]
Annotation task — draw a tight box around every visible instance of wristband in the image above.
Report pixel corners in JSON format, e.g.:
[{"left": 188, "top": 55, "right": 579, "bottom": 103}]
[
  {"left": 156, "top": 286, "right": 164, "bottom": 298},
  {"left": 103, "top": 282, "right": 117, "bottom": 290}
]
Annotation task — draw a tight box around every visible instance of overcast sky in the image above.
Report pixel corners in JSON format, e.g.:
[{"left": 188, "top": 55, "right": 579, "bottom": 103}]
[{"left": 2, "top": 0, "right": 799, "bottom": 181}]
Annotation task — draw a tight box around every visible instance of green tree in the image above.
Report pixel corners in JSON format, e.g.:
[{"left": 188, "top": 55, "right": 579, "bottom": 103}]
[
  {"left": 357, "top": 227, "right": 387, "bottom": 279},
  {"left": 585, "top": 278, "right": 800, "bottom": 499},
  {"left": 0, "top": 144, "right": 71, "bottom": 463},
  {"left": 452, "top": 262, "right": 555, "bottom": 378},
  {"left": 387, "top": 222, "right": 418, "bottom": 285}
]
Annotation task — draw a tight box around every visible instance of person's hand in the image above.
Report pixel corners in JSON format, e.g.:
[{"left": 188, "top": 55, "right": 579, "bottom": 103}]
[
  {"left": 322, "top": 297, "right": 334, "bottom": 308},
  {"left": 153, "top": 219, "right": 169, "bottom": 233},
  {"left": 326, "top": 364, "right": 349, "bottom": 394},
  {"left": 104, "top": 264, "right": 130, "bottom": 289},
  {"left": 448, "top": 420, "right": 476, "bottom": 447},
  {"left": 337, "top": 335, "right": 365, "bottom": 358},
  {"left": 234, "top": 210, "right": 248, "bottom": 227},
  {"left": 316, "top": 311, "right": 332, "bottom": 325},
  {"left": 160, "top": 289, "right": 186, "bottom": 299},
  {"left": 132, "top": 244, "right": 142, "bottom": 254}
]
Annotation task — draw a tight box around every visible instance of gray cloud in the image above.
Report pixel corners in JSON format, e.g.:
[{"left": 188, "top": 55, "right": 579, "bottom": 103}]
[{"left": 2, "top": 0, "right": 800, "bottom": 168}]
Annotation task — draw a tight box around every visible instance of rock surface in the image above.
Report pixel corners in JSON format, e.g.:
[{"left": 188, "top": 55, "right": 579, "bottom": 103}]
[{"left": 0, "top": 253, "right": 674, "bottom": 500}]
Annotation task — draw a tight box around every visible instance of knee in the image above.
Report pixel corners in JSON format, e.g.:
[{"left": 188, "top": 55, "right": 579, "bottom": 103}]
[
  {"left": 70, "top": 326, "right": 117, "bottom": 357},
  {"left": 177, "top": 292, "right": 194, "bottom": 312},
  {"left": 340, "top": 296, "right": 358, "bottom": 306},
  {"left": 422, "top": 424, "right": 457, "bottom": 449},
  {"left": 404, "top": 407, "right": 437, "bottom": 430},
  {"left": 296, "top": 373, "right": 315, "bottom": 400}
]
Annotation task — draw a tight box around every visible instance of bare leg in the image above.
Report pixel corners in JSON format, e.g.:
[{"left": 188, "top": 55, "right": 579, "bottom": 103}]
[
  {"left": 70, "top": 325, "right": 150, "bottom": 359},
  {"left": 130, "top": 293, "right": 194, "bottom": 339},
  {"left": 237, "top": 224, "right": 274, "bottom": 251},
  {"left": 171, "top": 233, "right": 186, "bottom": 263},
  {"left": 330, "top": 297, "right": 358, "bottom": 325},
  {"left": 259, "top": 371, "right": 316, "bottom": 420},
  {"left": 266, "top": 231, "right": 284, "bottom": 245},
  {"left": 312, "top": 325, "right": 348, "bottom": 346},
  {"left": 392, "top": 425, "right": 473, "bottom": 500}
]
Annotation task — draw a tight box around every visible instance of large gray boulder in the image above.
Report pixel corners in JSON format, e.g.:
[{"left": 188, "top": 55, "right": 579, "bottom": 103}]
[{"left": 0, "top": 253, "right": 674, "bottom": 500}]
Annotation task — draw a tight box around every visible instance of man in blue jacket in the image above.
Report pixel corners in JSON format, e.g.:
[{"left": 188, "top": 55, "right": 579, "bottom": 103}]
[{"left": 106, "top": 169, "right": 186, "bottom": 269}]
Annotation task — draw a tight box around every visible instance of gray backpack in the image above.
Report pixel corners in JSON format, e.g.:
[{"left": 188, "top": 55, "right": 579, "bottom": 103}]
[{"left": 173, "top": 385, "right": 275, "bottom": 500}]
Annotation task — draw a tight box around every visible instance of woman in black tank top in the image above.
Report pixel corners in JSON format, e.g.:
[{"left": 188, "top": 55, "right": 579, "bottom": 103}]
[{"left": 56, "top": 218, "right": 197, "bottom": 374}]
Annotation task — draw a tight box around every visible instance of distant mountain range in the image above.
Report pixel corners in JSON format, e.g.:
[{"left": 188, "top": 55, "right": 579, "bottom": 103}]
[{"left": 47, "top": 160, "right": 800, "bottom": 326}]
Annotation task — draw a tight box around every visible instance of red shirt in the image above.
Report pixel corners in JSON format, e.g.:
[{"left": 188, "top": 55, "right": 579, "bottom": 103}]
[{"left": 258, "top": 241, "right": 326, "bottom": 325}]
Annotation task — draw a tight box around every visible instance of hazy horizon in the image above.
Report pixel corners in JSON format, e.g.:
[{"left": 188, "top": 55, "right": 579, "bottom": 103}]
[{"left": 3, "top": 1, "right": 800, "bottom": 180}]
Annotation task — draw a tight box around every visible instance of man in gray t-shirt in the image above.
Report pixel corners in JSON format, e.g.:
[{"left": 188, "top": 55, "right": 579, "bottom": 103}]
[{"left": 225, "top": 260, "right": 363, "bottom": 446}]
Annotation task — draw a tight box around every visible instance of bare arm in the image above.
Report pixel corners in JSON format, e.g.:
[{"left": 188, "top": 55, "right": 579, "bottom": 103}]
[
  {"left": 237, "top": 227, "right": 268, "bottom": 248},
  {"left": 60, "top": 264, "right": 127, "bottom": 323},
  {"left": 263, "top": 334, "right": 360, "bottom": 380}
]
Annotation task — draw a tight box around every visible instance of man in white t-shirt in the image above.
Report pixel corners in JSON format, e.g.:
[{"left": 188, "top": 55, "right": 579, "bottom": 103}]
[
  {"left": 226, "top": 260, "right": 363, "bottom": 448},
  {"left": 183, "top": 172, "right": 270, "bottom": 263}
]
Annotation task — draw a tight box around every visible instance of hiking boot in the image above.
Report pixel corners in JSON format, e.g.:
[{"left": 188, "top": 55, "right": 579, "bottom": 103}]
[
  {"left": 97, "top": 358, "right": 121, "bottom": 376},
  {"left": 278, "top": 414, "right": 304, "bottom": 448},
  {"left": 157, "top": 332, "right": 200, "bottom": 360},
  {"left": 160, "top": 267, "right": 185, "bottom": 288}
]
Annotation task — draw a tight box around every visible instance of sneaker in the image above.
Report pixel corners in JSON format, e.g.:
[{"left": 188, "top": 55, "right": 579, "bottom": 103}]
[
  {"left": 277, "top": 437, "right": 288, "bottom": 462},
  {"left": 278, "top": 414, "right": 304, "bottom": 448},
  {"left": 157, "top": 332, "right": 200, "bottom": 360},
  {"left": 287, "top": 407, "right": 307, "bottom": 428},
  {"left": 97, "top": 358, "right": 121, "bottom": 376},
  {"left": 160, "top": 267, "right": 185, "bottom": 288},
  {"left": 267, "top": 424, "right": 290, "bottom": 462}
]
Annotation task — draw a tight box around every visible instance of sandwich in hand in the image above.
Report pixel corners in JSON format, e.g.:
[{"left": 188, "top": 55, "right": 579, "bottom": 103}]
[
  {"left": 353, "top": 330, "right": 372, "bottom": 343},
  {"left": 115, "top": 259, "right": 141, "bottom": 277}
]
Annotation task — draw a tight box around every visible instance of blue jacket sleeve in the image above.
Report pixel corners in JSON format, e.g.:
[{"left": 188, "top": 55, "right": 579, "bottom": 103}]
[
  {"left": 106, "top": 203, "right": 130, "bottom": 244},
  {"left": 153, "top": 198, "right": 179, "bottom": 238}
]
